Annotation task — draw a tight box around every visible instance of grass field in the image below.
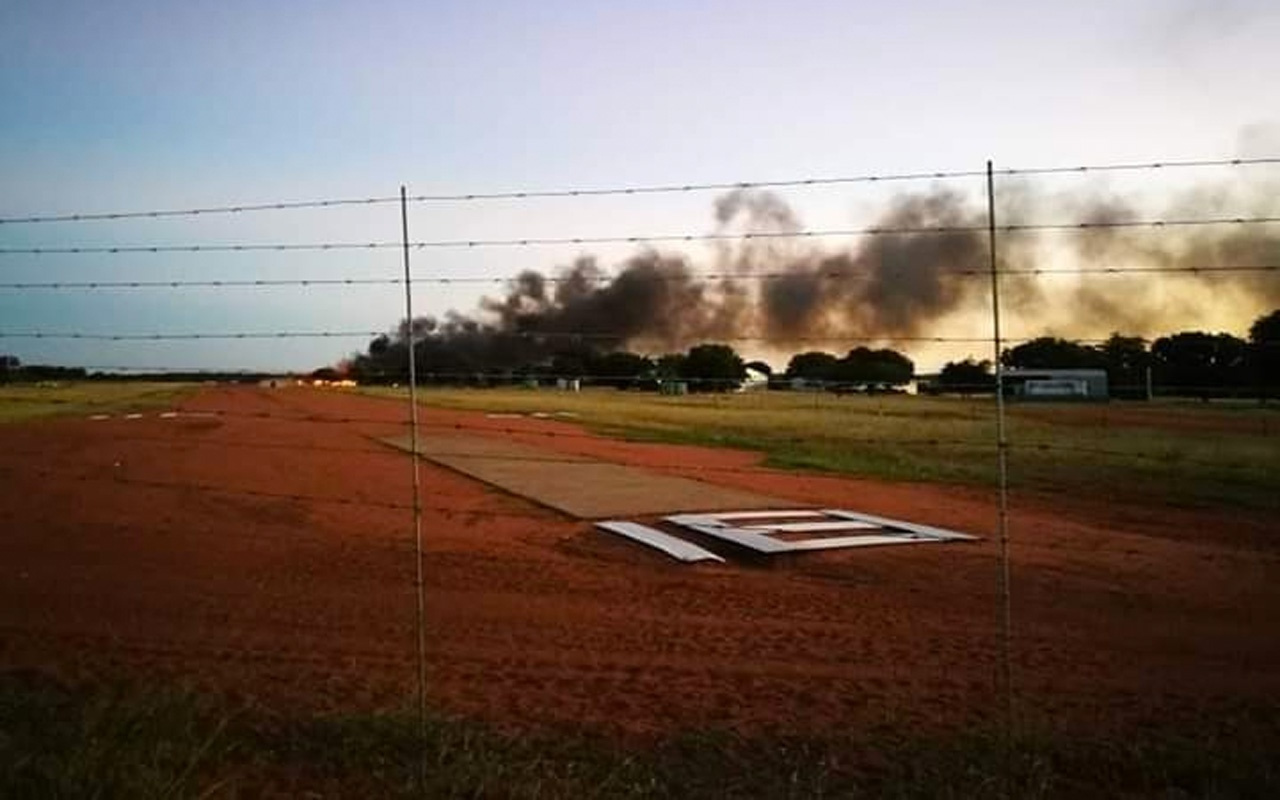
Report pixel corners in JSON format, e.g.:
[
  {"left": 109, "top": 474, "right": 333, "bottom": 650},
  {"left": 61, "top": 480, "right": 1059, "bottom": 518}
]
[
  {"left": 364, "top": 387, "right": 1280, "bottom": 511},
  {"left": 4, "top": 675, "right": 1276, "bottom": 799},
  {"left": 0, "top": 382, "right": 195, "bottom": 423}
]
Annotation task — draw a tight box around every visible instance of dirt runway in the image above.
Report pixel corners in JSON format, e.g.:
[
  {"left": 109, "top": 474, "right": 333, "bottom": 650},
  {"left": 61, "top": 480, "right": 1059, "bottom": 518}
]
[{"left": 1, "top": 386, "right": 1277, "bottom": 738}]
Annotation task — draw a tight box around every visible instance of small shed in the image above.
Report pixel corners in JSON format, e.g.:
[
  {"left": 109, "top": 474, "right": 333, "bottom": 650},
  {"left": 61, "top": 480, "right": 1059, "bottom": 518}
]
[{"left": 1004, "top": 368, "right": 1108, "bottom": 401}]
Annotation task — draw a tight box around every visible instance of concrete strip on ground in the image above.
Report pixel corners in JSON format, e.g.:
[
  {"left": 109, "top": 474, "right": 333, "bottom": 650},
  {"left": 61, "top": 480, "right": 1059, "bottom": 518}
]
[{"left": 380, "top": 432, "right": 792, "bottom": 519}]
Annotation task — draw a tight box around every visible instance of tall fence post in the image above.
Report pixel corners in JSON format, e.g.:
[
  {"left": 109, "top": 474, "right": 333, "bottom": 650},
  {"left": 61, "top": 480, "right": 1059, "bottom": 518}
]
[
  {"left": 400, "top": 185, "right": 428, "bottom": 792},
  {"left": 986, "top": 160, "right": 1014, "bottom": 738}
]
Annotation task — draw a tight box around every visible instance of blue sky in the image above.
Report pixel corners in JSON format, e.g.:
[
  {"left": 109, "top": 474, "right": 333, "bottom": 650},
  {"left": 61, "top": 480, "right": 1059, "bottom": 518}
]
[{"left": 1, "top": 0, "right": 1277, "bottom": 371}]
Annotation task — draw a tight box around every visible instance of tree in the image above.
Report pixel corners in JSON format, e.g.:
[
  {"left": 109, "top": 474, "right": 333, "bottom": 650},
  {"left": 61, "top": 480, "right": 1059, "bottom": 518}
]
[
  {"left": 1251, "top": 309, "right": 1280, "bottom": 344},
  {"left": 589, "top": 351, "right": 654, "bottom": 389},
  {"left": 743, "top": 360, "right": 773, "bottom": 377},
  {"left": 0, "top": 355, "right": 18, "bottom": 384},
  {"left": 1151, "top": 332, "right": 1248, "bottom": 399},
  {"left": 680, "top": 344, "right": 746, "bottom": 392},
  {"left": 1098, "top": 334, "right": 1150, "bottom": 398},
  {"left": 549, "top": 351, "right": 588, "bottom": 378},
  {"left": 936, "top": 358, "right": 994, "bottom": 393},
  {"left": 784, "top": 351, "right": 840, "bottom": 383},
  {"left": 1002, "top": 337, "right": 1103, "bottom": 370},
  {"left": 832, "top": 347, "right": 914, "bottom": 386},
  {"left": 1247, "top": 309, "right": 1280, "bottom": 401},
  {"left": 655, "top": 353, "right": 687, "bottom": 379}
]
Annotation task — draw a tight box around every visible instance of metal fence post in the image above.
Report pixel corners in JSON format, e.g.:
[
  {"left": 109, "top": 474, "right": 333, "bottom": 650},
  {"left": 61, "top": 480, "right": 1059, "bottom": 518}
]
[
  {"left": 400, "top": 185, "right": 428, "bottom": 792},
  {"left": 986, "top": 160, "right": 1014, "bottom": 738}
]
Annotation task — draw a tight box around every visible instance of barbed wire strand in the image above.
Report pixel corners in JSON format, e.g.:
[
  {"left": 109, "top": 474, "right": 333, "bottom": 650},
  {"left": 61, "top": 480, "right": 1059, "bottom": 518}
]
[
  {"left": 2, "top": 215, "right": 1278, "bottom": 257},
  {"left": 4, "top": 374, "right": 1276, "bottom": 395},
  {"left": 0, "top": 330, "right": 1138, "bottom": 344},
  {"left": 1, "top": 156, "right": 1276, "bottom": 226},
  {"left": 1, "top": 264, "right": 1277, "bottom": 291},
  {"left": 0, "top": 420, "right": 1262, "bottom": 487},
  {"left": 0, "top": 432, "right": 993, "bottom": 464},
  {"left": 0, "top": 397, "right": 1266, "bottom": 472},
  {"left": 0, "top": 463, "right": 557, "bottom": 521}
]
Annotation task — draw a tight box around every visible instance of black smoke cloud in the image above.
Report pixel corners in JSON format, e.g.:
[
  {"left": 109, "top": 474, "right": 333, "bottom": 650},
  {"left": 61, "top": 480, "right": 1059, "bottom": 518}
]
[
  {"left": 384, "top": 181, "right": 1278, "bottom": 366},
  {"left": 753, "top": 190, "right": 988, "bottom": 339},
  {"left": 478, "top": 253, "right": 745, "bottom": 351}
]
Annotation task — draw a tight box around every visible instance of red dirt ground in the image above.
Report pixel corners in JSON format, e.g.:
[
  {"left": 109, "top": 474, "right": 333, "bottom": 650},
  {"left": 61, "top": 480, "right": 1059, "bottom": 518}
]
[{"left": 1, "top": 385, "right": 1277, "bottom": 739}]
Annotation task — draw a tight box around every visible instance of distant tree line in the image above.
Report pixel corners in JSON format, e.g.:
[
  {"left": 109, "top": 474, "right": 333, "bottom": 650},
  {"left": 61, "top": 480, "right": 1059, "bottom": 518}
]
[
  {"left": 0, "top": 357, "right": 279, "bottom": 385},
  {"left": 929, "top": 308, "right": 1280, "bottom": 400},
  {"left": 348, "top": 336, "right": 755, "bottom": 392},
  {"left": 0, "top": 359, "right": 89, "bottom": 383},
  {"left": 347, "top": 307, "right": 1280, "bottom": 398},
  {"left": 347, "top": 324, "right": 929, "bottom": 394}
]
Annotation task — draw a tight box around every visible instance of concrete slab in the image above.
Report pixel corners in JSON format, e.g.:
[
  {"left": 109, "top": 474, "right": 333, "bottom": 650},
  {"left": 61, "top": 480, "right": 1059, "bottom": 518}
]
[{"left": 380, "top": 432, "right": 791, "bottom": 519}]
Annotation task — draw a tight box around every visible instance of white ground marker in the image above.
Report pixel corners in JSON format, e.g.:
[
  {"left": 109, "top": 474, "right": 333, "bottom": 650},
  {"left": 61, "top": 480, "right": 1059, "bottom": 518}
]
[
  {"left": 595, "top": 521, "right": 726, "bottom": 563},
  {"left": 665, "top": 509, "right": 976, "bottom": 555}
]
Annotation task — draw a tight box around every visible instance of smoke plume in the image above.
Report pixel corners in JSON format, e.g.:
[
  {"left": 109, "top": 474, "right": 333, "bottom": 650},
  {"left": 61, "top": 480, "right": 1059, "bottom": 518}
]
[{"left": 389, "top": 179, "right": 1279, "bottom": 366}]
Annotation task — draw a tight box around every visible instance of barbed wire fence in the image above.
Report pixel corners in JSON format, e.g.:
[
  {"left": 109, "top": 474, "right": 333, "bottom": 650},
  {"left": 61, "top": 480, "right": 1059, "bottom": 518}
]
[{"left": 1, "top": 156, "right": 1277, "bottom": 792}]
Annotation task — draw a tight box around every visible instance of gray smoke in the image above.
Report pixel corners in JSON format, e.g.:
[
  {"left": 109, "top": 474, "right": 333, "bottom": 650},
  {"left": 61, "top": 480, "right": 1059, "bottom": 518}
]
[{"left": 401, "top": 180, "right": 1278, "bottom": 359}]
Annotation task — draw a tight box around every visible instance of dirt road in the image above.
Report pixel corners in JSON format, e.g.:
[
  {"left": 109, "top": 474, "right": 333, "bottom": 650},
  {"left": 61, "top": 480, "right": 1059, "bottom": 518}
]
[{"left": 1, "top": 386, "right": 1276, "bottom": 737}]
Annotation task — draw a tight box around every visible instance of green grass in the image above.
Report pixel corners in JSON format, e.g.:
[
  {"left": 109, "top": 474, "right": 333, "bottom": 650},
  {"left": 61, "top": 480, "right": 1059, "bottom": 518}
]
[
  {"left": 0, "top": 382, "right": 196, "bottom": 424},
  {"left": 2, "top": 674, "right": 1276, "bottom": 798},
  {"left": 361, "top": 387, "right": 1279, "bottom": 512}
]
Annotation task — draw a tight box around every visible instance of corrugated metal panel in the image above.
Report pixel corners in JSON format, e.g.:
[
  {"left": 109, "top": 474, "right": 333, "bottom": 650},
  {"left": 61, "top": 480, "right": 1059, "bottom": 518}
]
[
  {"left": 821, "top": 510, "right": 978, "bottom": 541},
  {"left": 595, "top": 521, "right": 725, "bottom": 563},
  {"left": 665, "top": 516, "right": 794, "bottom": 553},
  {"left": 742, "top": 520, "right": 881, "bottom": 533},
  {"left": 666, "top": 509, "right": 978, "bottom": 555}
]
